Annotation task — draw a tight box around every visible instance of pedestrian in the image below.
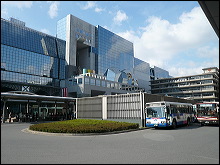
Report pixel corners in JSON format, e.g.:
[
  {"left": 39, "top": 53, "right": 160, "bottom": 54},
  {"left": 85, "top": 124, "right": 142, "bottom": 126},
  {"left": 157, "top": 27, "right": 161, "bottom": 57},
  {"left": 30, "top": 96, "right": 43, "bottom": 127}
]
[
  {"left": 9, "top": 112, "right": 12, "bottom": 123},
  {"left": 19, "top": 112, "right": 22, "bottom": 122},
  {"left": 71, "top": 112, "right": 75, "bottom": 119},
  {"left": 35, "top": 112, "right": 38, "bottom": 122}
]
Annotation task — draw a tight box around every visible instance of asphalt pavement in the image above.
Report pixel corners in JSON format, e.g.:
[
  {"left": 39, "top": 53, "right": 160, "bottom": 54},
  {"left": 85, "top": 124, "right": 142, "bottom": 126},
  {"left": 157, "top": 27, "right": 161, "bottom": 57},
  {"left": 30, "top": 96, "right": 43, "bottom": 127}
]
[{"left": 1, "top": 122, "right": 219, "bottom": 164}]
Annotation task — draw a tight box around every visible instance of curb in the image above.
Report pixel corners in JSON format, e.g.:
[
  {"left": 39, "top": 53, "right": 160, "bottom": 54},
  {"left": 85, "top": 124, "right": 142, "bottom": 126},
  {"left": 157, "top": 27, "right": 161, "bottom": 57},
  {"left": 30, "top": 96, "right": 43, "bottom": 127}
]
[{"left": 22, "top": 127, "right": 149, "bottom": 136}]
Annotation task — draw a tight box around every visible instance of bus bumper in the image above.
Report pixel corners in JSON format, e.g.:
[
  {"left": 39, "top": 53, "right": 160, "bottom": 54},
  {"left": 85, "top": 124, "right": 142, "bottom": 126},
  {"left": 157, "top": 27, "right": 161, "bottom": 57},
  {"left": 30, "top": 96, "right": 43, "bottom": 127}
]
[
  {"left": 146, "top": 123, "right": 169, "bottom": 128},
  {"left": 198, "top": 120, "right": 219, "bottom": 125}
]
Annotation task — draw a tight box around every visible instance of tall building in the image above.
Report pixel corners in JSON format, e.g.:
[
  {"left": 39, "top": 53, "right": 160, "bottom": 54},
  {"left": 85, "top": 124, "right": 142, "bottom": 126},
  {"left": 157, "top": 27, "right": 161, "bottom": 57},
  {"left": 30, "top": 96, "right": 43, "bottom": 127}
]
[
  {"left": 1, "top": 18, "right": 66, "bottom": 96},
  {"left": 1, "top": 15, "right": 171, "bottom": 98},
  {"left": 56, "top": 14, "right": 134, "bottom": 78},
  {"left": 57, "top": 14, "right": 96, "bottom": 78},
  {"left": 57, "top": 14, "right": 156, "bottom": 96},
  {"left": 150, "top": 67, "right": 219, "bottom": 102}
]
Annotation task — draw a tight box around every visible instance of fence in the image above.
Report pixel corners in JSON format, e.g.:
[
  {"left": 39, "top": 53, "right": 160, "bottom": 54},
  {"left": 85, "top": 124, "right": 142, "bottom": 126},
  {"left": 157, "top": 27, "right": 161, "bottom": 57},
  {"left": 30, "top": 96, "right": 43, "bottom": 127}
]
[{"left": 76, "top": 92, "right": 195, "bottom": 127}]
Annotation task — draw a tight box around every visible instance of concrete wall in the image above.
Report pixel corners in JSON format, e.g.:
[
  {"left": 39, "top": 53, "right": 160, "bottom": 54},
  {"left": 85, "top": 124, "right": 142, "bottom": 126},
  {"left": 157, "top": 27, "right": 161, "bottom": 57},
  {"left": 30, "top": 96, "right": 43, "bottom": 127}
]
[{"left": 76, "top": 92, "right": 196, "bottom": 127}]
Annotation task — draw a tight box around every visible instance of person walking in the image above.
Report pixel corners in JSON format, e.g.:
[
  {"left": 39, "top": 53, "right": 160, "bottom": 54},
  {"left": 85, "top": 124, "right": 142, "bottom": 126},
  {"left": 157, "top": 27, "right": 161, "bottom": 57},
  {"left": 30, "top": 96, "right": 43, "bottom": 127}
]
[
  {"left": 19, "top": 112, "right": 22, "bottom": 122},
  {"left": 9, "top": 112, "right": 12, "bottom": 123}
]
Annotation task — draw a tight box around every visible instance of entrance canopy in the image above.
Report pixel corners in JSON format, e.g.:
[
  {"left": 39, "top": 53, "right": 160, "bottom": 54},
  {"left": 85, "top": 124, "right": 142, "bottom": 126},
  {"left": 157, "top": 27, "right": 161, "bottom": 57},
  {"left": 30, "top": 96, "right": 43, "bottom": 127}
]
[
  {"left": 1, "top": 91, "right": 76, "bottom": 123},
  {"left": 1, "top": 91, "right": 76, "bottom": 102}
]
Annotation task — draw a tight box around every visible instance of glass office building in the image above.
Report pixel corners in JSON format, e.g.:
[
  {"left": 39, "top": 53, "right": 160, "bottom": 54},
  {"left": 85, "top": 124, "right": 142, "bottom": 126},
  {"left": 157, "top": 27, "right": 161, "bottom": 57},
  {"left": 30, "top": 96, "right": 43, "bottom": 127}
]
[
  {"left": 56, "top": 15, "right": 134, "bottom": 78},
  {"left": 133, "top": 58, "right": 151, "bottom": 92},
  {"left": 1, "top": 18, "right": 66, "bottom": 96},
  {"left": 1, "top": 14, "right": 171, "bottom": 97},
  {"left": 96, "top": 25, "right": 134, "bottom": 76},
  {"left": 56, "top": 14, "right": 171, "bottom": 95}
]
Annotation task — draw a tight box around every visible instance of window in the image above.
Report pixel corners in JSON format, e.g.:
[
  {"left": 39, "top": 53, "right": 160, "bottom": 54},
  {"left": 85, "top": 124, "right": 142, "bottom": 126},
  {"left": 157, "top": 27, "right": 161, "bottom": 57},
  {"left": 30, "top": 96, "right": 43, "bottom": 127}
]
[
  {"left": 101, "top": 81, "right": 106, "bottom": 87},
  {"left": 96, "top": 80, "right": 100, "bottom": 86},
  {"left": 107, "top": 82, "right": 110, "bottom": 88},
  {"left": 90, "top": 79, "right": 95, "bottom": 85},
  {"left": 85, "top": 78, "right": 90, "bottom": 84},
  {"left": 78, "top": 78, "right": 82, "bottom": 84}
]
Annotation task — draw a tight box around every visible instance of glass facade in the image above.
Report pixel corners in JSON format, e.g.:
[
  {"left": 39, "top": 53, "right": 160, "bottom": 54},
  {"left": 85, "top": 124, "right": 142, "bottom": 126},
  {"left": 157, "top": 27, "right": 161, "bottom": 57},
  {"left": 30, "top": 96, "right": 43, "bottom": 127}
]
[
  {"left": 57, "top": 17, "right": 67, "bottom": 41},
  {"left": 97, "top": 25, "right": 134, "bottom": 75},
  {"left": 1, "top": 18, "right": 66, "bottom": 90},
  {"left": 1, "top": 15, "right": 173, "bottom": 97},
  {"left": 152, "top": 66, "right": 171, "bottom": 79},
  {"left": 133, "top": 58, "right": 151, "bottom": 92}
]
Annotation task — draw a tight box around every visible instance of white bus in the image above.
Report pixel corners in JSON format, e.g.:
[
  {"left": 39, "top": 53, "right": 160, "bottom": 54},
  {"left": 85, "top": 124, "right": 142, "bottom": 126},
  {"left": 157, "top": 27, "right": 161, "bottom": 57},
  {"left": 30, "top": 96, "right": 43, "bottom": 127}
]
[{"left": 145, "top": 101, "right": 196, "bottom": 128}]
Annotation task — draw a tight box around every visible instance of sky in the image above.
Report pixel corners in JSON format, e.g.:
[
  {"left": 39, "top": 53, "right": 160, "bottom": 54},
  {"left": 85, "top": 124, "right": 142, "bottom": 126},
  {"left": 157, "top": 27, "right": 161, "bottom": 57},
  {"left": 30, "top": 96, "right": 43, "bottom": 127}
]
[{"left": 1, "top": 1, "right": 219, "bottom": 77}]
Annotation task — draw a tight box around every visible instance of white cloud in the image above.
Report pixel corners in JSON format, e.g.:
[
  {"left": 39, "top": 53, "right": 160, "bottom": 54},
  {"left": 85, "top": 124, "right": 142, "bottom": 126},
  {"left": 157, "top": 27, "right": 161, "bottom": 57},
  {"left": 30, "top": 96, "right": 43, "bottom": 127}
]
[
  {"left": 81, "top": 1, "right": 96, "bottom": 10},
  {"left": 95, "top": 7, "right": 104, "bottom": 13},
  {"left": 168, "top": 66, "right": 203, "bottom": 78},
  {"left": 1, "top": 1, "right": 33, "bottom": 8},
  {"left": 1, "top": 7, "right": 8, "bottom": 17},
  {"left": 113, "top": 10, "right": 128, "bottom": 25},
  {"left": 40, "top": 28, "right": 50, "bottom": 35},
  {"left": 117, "top": 7, "right": 218, "bottom": 77},
  {"left": 196, "top": 46, "right": 219, "bottom": 58},
  {"left": 80, "top": 1, "right": 104, "bottom": 13},
  {"left": 48, "top": 1, "right": 59, "bottom": 19}
]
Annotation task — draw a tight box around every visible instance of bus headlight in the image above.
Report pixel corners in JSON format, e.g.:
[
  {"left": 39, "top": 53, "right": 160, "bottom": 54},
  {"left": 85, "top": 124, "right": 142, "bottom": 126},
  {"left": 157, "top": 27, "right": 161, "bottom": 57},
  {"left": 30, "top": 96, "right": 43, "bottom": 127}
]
[{"left": 161, "top": 121, "right": 166, "bottom": 123}]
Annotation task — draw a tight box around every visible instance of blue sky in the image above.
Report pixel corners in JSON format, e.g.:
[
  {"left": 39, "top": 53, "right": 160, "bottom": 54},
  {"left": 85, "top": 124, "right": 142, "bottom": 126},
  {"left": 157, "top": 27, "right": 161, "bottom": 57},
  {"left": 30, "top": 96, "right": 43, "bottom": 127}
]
[{"left": 1, "top": 1, "right": 219, "bottom": 77}]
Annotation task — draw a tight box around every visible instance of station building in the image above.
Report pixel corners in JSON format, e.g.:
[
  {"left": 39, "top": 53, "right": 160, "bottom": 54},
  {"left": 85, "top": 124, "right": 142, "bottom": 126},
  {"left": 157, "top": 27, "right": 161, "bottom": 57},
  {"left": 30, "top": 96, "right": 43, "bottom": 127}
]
[
  {"left": 1, "top": 15, "right": 171, "bottom": 122},
  {"left": 1, "top": 15, "right": 171, "bottom": 97}
]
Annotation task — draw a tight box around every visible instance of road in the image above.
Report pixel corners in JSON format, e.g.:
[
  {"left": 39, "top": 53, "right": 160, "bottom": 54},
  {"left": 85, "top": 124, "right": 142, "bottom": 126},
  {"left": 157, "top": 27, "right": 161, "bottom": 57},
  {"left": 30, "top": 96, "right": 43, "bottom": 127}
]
[{"left": 1, "top": 122, "right": 219, "bottom": 164}]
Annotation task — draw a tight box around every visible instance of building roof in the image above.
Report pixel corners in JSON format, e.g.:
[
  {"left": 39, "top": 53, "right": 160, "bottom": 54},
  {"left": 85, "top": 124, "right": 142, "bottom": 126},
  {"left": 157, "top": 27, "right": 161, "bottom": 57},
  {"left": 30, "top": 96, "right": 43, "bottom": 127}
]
[
  {"left": 1, "top": 92, "right": 76, "bottom": 102},
  {"left": 198, "top": 1, "right": 219, "bottom": 37}
]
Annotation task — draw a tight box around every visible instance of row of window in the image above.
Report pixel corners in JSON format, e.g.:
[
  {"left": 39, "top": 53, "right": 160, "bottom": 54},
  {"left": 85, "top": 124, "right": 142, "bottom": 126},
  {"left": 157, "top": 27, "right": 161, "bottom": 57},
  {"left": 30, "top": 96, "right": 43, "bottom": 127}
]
[
  {"left": 152, "top": 79, "right": 215, "bottom": 89},
  {"left": 1, "top": 44, "right": 65, "bottom": 79},
  {"left": 151, "top": 74, "right": 215, "bottom": 84},
  {"left": 2, "top": 45, "right": 58, "bottom": 78},
  {"left": 174, "top": 92, "right": 216, "bottom": 98},
  {"left": 69, "top": 76, "right": 141, "bottom": 92},
  {"left": 152, "top": 86, "right": 216, "bottom": 93},
  {"left": 1, "top": 71, "right": 59, "bottom": 86}
]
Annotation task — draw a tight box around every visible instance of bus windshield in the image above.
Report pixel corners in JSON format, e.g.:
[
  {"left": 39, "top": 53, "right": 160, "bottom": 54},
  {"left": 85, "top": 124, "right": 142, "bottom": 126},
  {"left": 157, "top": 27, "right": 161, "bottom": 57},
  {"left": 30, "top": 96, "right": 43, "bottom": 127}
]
[
  {"left": 146, "top": 107, "right": 165, "bottom": 118},
  {"left": 196, "top": 103, "right": 219, "bottom": 117},
  {"left": 197, "top": 108, "right": 218, "bottom": 117}
]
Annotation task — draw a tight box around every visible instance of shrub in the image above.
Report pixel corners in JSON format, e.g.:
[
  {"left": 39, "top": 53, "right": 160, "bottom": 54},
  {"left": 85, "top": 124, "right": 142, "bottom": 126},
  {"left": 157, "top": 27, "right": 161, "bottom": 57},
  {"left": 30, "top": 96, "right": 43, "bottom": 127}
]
[{"left": 29, "top": 119, "right": 139, "bottom": 134}]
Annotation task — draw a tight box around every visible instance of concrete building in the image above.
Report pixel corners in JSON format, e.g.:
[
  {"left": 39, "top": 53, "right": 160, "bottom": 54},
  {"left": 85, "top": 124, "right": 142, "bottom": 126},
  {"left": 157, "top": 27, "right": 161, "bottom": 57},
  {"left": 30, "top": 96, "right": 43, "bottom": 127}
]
[
  {"left": 65, "top": 72, "right": 143, "bottom": 98},
  {"left": 150, "top": 67, "right": 219, "bottom": 102}
]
